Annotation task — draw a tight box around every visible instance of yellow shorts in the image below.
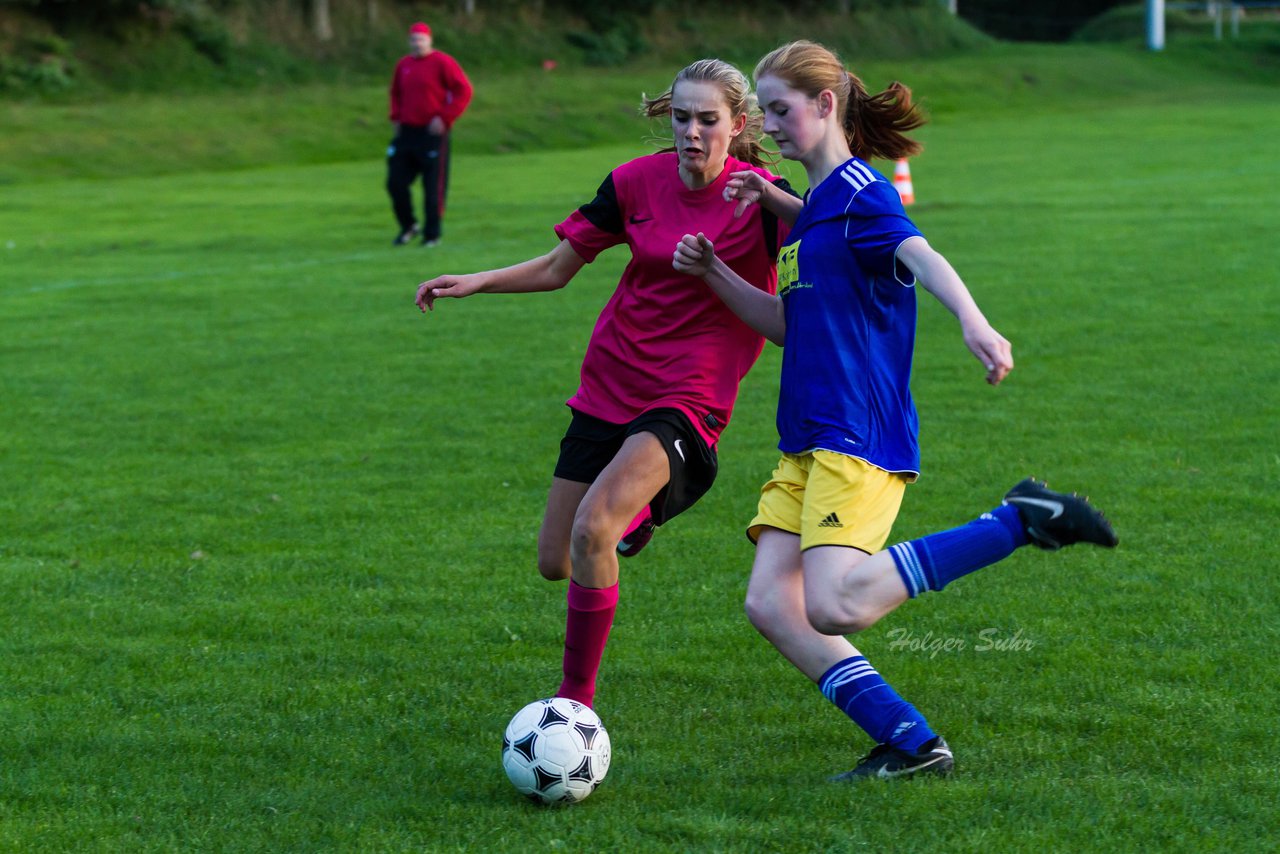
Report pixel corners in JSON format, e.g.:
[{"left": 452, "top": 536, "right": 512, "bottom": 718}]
[{"left": 748, "top": 450, "right": 909, "bottom": 552}]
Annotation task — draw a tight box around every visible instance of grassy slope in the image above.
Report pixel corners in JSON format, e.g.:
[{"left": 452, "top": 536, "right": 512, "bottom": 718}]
[
  {"left": 2, "top": 39, "right": 1280, "bottom": 851},
  {"left": 3, "top": 29, "right": 1279, "bottom": 186},
  {"left": 1, "top": 1, "right": 987, "bottom": 177}
]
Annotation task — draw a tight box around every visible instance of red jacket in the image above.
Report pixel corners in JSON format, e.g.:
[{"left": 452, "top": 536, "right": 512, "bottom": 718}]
[{"left": 389, "top": 51, "right": 473, "bottom": 128}]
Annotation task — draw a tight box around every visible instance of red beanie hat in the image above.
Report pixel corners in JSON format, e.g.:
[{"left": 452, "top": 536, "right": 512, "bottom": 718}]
[{"left": 409, "top": 22, "right": 432, "bottom": 36}]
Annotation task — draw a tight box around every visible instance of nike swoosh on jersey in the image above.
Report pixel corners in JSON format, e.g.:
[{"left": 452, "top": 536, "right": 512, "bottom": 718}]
[
  {"left": 673, "top": 439, "right": 686, "bottom": 462},
  {"left": 1007, "top": 496, "right": 1065, "bottom": 519}
]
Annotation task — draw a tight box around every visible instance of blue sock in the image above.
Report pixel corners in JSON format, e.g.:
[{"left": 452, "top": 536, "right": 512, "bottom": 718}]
[
  {"left": 820, "top": 656, "right": 936, "bottom": 752},
  {"left": 890, "top": 504, "right": 1029, "bottom": 598}
]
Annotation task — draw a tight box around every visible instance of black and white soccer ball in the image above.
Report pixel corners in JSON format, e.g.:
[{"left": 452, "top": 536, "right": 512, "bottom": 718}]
[{"left": 501, "top": 697, "right": 611, "bottom": 805}]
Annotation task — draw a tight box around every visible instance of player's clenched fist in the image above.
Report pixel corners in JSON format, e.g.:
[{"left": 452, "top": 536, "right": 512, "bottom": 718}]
[{"left": 672, "top": 233, "right": 716, "bottom": 278}]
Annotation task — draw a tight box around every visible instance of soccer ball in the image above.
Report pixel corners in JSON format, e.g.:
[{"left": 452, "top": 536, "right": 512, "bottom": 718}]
[{"left": 501, "top": 697, "right": 611, "bottom": 805}]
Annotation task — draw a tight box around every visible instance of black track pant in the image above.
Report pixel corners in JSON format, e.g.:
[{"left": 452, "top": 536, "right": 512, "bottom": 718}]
[{"left": 386, "top": 126, "right": 450, "bottom": 241}]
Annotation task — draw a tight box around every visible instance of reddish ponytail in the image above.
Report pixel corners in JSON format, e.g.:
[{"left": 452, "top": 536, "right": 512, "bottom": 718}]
[
  {"left": 755, "top": 41, "right": 926, "bottom": 161},
  {"left": 842, "top": 73, "right": 924, "bottom": 161}
]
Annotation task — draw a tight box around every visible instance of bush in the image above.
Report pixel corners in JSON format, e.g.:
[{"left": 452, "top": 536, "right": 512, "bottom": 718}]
[
  {"left": 0, "top": 32, "right": 76, "bottom": 93},
  {"left": 564, "top": 3, "right": 651, "bottom": 66},
  {"left": 174, "top": 1, "right": 232, "bottom": 64},
  {"left": 565, "top": 26, "right": 647, "bottom": 67}
]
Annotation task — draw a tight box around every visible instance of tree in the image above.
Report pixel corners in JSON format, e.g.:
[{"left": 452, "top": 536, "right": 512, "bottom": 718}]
[{"left": 310, "top": 0, "right": 332, "bottom": 41}]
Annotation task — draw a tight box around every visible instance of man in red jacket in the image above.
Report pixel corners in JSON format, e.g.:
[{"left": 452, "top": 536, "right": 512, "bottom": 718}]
[{"left": 387, "top": 22, "right": 473, "bottom": 247}]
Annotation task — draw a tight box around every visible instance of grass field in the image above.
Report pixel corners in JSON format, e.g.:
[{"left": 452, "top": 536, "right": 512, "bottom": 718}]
[{"left": 2, "top": 41, "right": 1279, "bottom": 851}]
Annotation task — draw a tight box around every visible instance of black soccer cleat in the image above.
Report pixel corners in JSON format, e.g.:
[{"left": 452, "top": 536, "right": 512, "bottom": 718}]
[
  {"left": 831, "top": 736, "right": 954, "bottom": 782},
  {"left": 392, "top": 224, "right": 421, "bottom": 246},
  {"left": 617, "top": 517, "right": 656, "bottom": 558},
  {"left": 1003, "top": 477, "right": 1119, "bottom": 551}
]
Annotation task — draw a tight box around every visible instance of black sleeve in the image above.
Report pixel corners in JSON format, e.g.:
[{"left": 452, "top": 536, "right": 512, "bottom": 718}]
[
  {"left": 773, "top": 177, "right": 801, "bottom": 199},
  {"left": 760, "top": 177, "right": 800, "bottom": 258},
  {"left": 578, "top": 173, "right": 624, "bottom": 235}
]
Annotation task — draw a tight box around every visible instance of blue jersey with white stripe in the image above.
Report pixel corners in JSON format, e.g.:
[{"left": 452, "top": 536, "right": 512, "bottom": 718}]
[{"left": 775, "top": 157, "right": 925, "bottom": 476}]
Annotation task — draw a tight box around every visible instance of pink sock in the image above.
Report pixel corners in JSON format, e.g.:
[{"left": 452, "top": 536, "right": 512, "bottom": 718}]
[
  {"left": 621, "top": 505, "right": 652, "bottom": 540},
  {"left": 557, "top": 580, "right": 619, "bottom": 708}
]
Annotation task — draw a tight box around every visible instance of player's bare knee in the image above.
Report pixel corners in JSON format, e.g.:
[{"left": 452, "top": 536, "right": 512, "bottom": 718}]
[
  {"left": 806, "top": 599, "right": 871, "bottom": 636},
  {"left": 569, "top": 510, "right": 611, "bottom": 560},
  {"left": 804, "top": 601, "right": 840, "bottom": 635},
  {"left": 745, "top": 590, "right": 806, "bottom": 642},
  {"left": 536, "top": 551, "right": 570, "bottom": 581},
  {"left": 743, "top": 592, "right": 775, "bottom": 636}
]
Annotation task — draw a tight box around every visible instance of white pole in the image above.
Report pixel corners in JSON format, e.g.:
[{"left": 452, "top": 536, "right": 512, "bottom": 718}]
[
  {"left": 947, "top": 0, "right": 958, "bottom": 14},
  {"left": 1147, "top": 0, "right": 1166, "bottom": 50}
]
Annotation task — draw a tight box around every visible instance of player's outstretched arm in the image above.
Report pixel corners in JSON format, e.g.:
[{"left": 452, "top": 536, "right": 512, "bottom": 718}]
[
  {"left": 415, "top": 239, "right": 587, "bottom": 312},
  {"left": 673, "top": 233, "right": 786, "bottom": 346},
  {"left": 898, "top": 236, "right": 1013, "bottom": 386},
  {"left": 725, "top": 171, "right": 804, "bottom": 225}
]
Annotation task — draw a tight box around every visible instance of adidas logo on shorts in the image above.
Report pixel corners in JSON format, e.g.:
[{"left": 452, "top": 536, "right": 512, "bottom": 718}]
[{"left": 818, "top": 512, "right": 844, "bottom": 528}]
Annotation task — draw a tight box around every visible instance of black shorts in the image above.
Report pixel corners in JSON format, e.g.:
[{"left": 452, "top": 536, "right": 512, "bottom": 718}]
[{"left": 553, "top": 408, "right": 719, "bottom": 526}]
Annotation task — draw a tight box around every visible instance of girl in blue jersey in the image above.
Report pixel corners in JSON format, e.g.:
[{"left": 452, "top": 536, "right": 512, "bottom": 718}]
[{"left": 674, "top": 40, "right": 1118, "bottom": 780}]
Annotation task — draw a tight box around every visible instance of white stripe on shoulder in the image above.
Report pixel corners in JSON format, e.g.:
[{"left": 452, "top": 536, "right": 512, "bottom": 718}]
[
  {"left": 843, "top": 164, "right": 871, "bottom": 187},
  {"left": 840, "top": 163, "right": 879, "bottom": 221},
  {"left": 847, "top": 160, "right": 878, "bottom": 185},
  {"left": 839, "top": 167, "right": 869, "bottom": 190}
]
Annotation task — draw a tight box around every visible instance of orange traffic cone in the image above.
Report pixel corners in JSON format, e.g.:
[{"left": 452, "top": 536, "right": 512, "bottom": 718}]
[{"left": 893, "top": 158, "right": 915, "bottom": 206}]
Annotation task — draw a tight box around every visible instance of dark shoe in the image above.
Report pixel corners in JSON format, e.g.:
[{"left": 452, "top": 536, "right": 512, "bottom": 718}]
[
  {"left": 393, "top": 224, "right": 421, "bottom": 245},
  {"left": 617, "top": 509, "right": 655, "bottom": 558},
  {"left": 1003, "top": 477, "right": 1119, "bottom": 551},
  {"left": 831, "top": 736, "right": 954, "bottom": 781}
]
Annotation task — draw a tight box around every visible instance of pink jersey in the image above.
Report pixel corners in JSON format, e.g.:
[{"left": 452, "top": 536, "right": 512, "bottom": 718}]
[{"left": 555, "top": 152, "right": 792, "bottom": 448}]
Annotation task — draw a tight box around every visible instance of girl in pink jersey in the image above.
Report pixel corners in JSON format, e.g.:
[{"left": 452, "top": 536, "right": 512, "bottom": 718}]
[{"left": 415, "top": 59, "right": 799, "bottom": 709}]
